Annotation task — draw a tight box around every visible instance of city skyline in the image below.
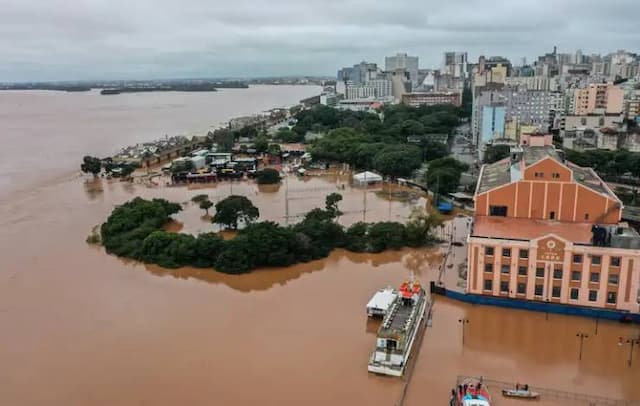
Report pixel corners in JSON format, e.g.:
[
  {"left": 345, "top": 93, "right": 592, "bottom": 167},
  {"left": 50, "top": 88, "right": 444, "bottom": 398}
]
[{"left": 1, "top": 0, "right": 639, "bottom": 82}]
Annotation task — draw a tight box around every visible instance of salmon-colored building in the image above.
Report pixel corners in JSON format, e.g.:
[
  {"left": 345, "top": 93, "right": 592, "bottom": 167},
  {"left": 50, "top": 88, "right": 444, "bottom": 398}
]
[{"left": 467, "top": 134, "right": 640, "bottom": 314}]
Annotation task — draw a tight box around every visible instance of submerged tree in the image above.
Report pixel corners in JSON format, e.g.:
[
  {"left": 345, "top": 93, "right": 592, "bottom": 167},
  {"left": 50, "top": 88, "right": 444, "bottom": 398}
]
[
  {"left": 256, "top": 168, "right": 281, "bottom": 185},
  {"left": 325, "top": 192, "right": 343, "bottom": 218},
  {"left": 81, "top": 156, "right": 102, "bottom": 177},
  {"left": 191, "top": 194, "right": 209, "bottom": 203},
  {"left": 212, "top": 195, "right": 259, "bottom": 229},
  {"left": 199, "top": 199, "right": 214, "bottom": 215}
]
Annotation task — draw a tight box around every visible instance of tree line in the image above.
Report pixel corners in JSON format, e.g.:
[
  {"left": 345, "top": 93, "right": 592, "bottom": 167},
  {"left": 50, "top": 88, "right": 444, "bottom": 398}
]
[{"left": 99, "top": 195, "right": 443, "bottom": 274}]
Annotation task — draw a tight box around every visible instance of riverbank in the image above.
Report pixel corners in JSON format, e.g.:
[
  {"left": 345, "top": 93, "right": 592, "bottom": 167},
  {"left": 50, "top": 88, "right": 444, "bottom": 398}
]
[{"left": 0, "top": 85, "right": 321, "bottom": 202}]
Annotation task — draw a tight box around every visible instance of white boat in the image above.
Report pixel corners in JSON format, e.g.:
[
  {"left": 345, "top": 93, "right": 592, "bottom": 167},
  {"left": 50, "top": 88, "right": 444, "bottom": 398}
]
[
  {"left": 367, "top": 281, "right": 427, "bottom": 376},
  {"left": 502, "top": 387, "right": 540, "bottom": 400},
  {"left": 366, "top": 287, "right": 397, "bottom": 317}
]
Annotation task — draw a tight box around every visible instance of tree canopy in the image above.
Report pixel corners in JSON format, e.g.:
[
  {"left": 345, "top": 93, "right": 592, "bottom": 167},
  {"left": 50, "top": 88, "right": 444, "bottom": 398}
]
[
  {"left": 484, "top": 144, "right": 511, "bottom": 164},
  {"left": 424, "top": 157, "right": 469, "bottom": 195},
  {"left": 256, "top": 168, "right": 281, "bottom": 184},
  {"left": 212, "top": 195, "right": 260, "bottom": 229},
  {"left": 81, "top": 156, "right": 101, "bottom": 177},
  {"left": 99, "top": 196, "right": 443, "bottom": 275},
  {"left": 300, "top": 104, "right": 459, "bottom": 178},
  {"left": 565, "top": 148, "right": 640, "bottom": 178}
]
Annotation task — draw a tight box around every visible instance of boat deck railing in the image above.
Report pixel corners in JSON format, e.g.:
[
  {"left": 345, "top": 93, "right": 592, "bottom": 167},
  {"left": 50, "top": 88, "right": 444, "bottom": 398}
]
[{"left": 456, "top": 375, "right": 635, "bottom": 406}]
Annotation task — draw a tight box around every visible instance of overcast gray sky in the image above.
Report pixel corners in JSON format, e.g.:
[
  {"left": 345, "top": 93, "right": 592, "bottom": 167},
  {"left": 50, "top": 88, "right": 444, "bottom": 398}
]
[{"left": 0, "top": 0, "right": 638, "bottom": 82}]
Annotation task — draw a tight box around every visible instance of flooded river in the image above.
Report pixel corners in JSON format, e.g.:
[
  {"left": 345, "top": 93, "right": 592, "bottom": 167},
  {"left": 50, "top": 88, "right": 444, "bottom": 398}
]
[{"left": 0, "top": 89, "right": 638, "bottom": 405}]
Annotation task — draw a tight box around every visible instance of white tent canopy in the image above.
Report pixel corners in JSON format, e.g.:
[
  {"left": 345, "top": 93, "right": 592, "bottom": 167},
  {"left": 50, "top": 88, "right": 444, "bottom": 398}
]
[{"left": 353, "top": 171, "right": 383, "bottom": 184}]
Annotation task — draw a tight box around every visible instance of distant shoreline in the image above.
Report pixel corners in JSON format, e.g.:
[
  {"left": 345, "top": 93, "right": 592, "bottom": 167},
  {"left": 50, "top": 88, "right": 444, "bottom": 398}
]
[{"left": 0, "top": 81, "right": 250, "bottom": 94}]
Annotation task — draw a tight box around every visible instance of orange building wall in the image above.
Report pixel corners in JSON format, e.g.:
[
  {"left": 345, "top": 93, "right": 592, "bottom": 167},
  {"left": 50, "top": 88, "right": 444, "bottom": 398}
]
[
  {"left": 486, "top": 183, "right": 516, "bottom": 217},
  {"left": 515, "top": 182, "right": 530, "bottom": 218},
  {"left": 476, "top": 193, "right": 488, "bottom": 216},
  {"left": 478, "top": 181, "right": 620, "bottom": 223},
  {"left": 523, "top": 158, "right": 572, "bottom": 182},
  {"left": 559, "top": 183, "right": 577, "bottom": 221},
  {"left": 530, "top": 182, "right": 546, "bottom": 219},
  {"left": 546, "top": 182, "right": 561, "bottom": 219}
]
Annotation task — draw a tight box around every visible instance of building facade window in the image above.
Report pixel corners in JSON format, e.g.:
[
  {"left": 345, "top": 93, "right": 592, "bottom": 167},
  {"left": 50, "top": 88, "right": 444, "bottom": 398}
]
[
  {"left": 607, "top": 291, "right": 617, "bottom": 304},
  {"left": 553, "top": 269, "right": 563, "bottom": 279},
  {"left": 501, "top": 265, "right": 510, "bottom": 274},
  {"left": 519, "top": 249, "right": 529, "bottom": 259},
  {"left": 489, "top": 206, "right": 508, "bottom": 216},
  {"left": 502, "top": 248, "right": 511, "bottom": 257},
  {"left": 611, "top": 256, "right": 621, "bottom": 267},
  {"left": 608, "top": 274, "right": 619, "bottom": 285},
  {"left": 534, "top": 284, "right": 543, "bottom": 296},
  {"left": 484, "top": 263, "right": 493, "bottom": 273},
  {"left": 570, "top": 288, "right": 579, "bottom": 300},
  {"left": 549, "top": 211, "right": 556, "bottom": 220},
  {"left": 584, "top": 213, "right": 589, "bottom": 220},
  {"left": 571, "top": 271, "right": 581, "bottom": 281},
  {"left": 573, "top": 254, "right": 583, "bottom": 263},
  {"left": 536, "top": 267, "right": 545, "bottom": 278},
  {"left": 518, "top": 266, "right": 527, "bottom": 276},
  {"left": 590, "top": 272, "right": 600, "bottom": 283},
  {"left": 589, "top": 290, "right": 598, "bottom": 302},
  {"left": 483, "top": 279, "right": 493, "bottom": 291},
  {"left": 552, "top": 286, "right": 561, "bottom": 298},
  {"left": 500, "top": 281, "right": 509, "bottom": 293},
  {"left": 517, "top": 283, "right": 526, "bottom": 294},
  {"left": 485, "top": 246, "right": 494, "bottom": 256},
  {"left": 592, "top": 255, "right": 601, "bottom": 265}
]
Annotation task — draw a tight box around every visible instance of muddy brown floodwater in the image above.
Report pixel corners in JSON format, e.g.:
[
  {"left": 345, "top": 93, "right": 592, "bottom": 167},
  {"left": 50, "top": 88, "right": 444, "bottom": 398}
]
[
  {"left": 1, "top": 173, "right": 638, "bottom": 406},
  {"left": 0, "top": 90, "right": 639, "bottom": 405}
]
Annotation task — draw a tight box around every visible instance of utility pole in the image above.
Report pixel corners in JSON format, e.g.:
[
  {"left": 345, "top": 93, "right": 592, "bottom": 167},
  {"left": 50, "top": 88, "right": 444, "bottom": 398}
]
[
  {"left": 362, "top": 170, "right": 368, "bottom": 222},
  {"left": 284, "top": 173, "right": 290, "bottom": 225},
  {"left": 458, "top": 318, "right": 470, "bottom": 346},
  {"left": 576, "top": 332, "right": 589, "bottom": 360},
  {"left": 619, "top": 336, "right": 640, "bottom": 367}
]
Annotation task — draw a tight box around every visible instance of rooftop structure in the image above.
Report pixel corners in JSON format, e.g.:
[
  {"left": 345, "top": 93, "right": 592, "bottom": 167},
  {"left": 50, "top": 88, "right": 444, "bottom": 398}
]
[{"left": 467, "top": 135, "right": 640, "bottom": 315}]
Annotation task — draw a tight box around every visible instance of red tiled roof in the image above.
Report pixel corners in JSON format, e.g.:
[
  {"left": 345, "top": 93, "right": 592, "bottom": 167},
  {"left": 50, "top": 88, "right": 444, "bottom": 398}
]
[{"left": 472, "top": 216, "right": 593, "bottom": 244}]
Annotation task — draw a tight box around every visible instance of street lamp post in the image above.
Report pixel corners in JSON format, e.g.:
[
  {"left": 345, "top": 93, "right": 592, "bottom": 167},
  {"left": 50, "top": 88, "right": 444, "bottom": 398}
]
[
  {"left": 576, "top": 333, "right": 589, "bottom": 361},
  {"left": 458, "top": 318, "right": 470, "bottom": 346},
  {"left": 619, "top": 336, "right": 640, "bottom": 367}
]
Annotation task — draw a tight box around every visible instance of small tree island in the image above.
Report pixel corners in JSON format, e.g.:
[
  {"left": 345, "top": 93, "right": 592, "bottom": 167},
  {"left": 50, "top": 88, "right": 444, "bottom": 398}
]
[{"left": 98, "top": 194, "right": 443, "bottom": 274}]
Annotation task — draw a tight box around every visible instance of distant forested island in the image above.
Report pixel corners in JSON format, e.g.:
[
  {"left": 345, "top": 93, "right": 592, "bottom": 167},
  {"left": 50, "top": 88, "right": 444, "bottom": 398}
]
[{"left": 0, "top": 80, "right": 249, "bottom": 93}]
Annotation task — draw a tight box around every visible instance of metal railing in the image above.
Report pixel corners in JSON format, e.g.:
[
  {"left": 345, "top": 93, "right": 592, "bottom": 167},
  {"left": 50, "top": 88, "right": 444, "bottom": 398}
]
[{"left": 456, "top": 375, "right": 636, "bottom": 406}]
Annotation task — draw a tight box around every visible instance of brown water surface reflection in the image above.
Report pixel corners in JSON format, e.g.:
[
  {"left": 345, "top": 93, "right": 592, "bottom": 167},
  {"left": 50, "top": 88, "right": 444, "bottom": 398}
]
[{"left": 0, "top": 89, "right": 638, "bottom": 404}]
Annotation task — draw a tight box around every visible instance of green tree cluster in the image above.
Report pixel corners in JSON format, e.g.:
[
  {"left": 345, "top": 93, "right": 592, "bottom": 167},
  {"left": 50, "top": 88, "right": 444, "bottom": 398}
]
[
  {"left": 565, "top": 149, "right": 640, "bottom": 178},
  {"left": 212, "top": 195, "right": 259, "bottom": 229},
  {"left": 99, "top": 195, "right": 442, "bottom": 275},
  {"left": 302, "top": 104, "right": 460, "bottom": 177},
  {"left": 81, "top": 156, "right": 102, "bottom": 177},
  {"left": 256, "top": 168, "right": 281, "bottom": 184},
  {"left": 424, "top": 157, "right": 469, "bottom": 195},
  {"left": 484, "top": 144, "right": 511, "bottom": 164}
]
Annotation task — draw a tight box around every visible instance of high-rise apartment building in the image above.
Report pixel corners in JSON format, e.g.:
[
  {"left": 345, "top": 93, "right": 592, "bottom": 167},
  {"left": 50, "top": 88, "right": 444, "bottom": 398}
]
[
  {"left": 442, "top": 52, "right": 468, "bottom": 79},
  {"left": 385, "top": 53, "right": 419, "bottom": 86},
  {"left": 571, "top": 83, "right": 624, "bottom": 115}
]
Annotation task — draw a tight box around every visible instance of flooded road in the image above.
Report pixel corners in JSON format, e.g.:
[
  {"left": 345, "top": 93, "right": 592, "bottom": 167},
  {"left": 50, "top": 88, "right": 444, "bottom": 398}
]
[{"left": 0, "top": 89, "right": 639, "bottom": 405}]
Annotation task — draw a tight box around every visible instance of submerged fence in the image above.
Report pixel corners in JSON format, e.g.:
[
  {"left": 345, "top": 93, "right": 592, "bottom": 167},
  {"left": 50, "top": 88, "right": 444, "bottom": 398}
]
[{"left": 456, "top": 375, "right": 636, "bottom": 406}]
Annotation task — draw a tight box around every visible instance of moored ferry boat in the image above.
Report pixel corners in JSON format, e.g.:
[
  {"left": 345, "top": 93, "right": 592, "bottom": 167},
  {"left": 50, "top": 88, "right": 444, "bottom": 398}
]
[{"left": 367, "top": 280, "right": 427, "bottom": 376}]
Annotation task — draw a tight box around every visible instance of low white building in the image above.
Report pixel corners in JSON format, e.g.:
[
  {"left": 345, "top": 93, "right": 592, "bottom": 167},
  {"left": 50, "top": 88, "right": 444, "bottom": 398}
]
[{"left": 353, "top": 171, "right": 383, "bottom": 185}]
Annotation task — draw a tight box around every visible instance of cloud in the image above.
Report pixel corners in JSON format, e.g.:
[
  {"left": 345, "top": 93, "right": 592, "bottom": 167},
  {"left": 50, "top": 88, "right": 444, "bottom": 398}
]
[{"left": 0, "top": 0, "right": 637, "bottom": 81}]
